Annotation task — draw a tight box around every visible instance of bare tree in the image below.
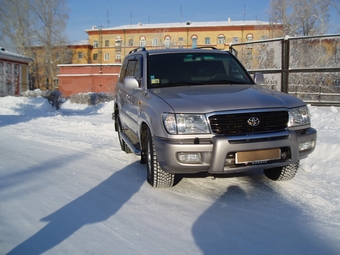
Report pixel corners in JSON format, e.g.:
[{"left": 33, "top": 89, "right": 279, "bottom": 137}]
[
  {"left": 269, "top": 0, "right": 331, "bottom": 36},
  {"left": 0, "top": 0, "right": 34, "bottom": 54},
  {"left": 330, "top": 0, "right": 340, "bottom": 32},
  {"left": 0, "top": 0, "right": 69, "bottom": 90},
  {"left": 331, "top": 0, "right": 340, "bottom": 15}
]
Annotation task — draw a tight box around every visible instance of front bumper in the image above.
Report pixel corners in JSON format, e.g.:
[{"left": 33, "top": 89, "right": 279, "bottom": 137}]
[{"left": 153, "top": 128, "right": 317, "bottom": 174}]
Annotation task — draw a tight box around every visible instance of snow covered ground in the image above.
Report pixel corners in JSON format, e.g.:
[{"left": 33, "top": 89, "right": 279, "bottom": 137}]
[{"left": 0, "top": 96, "right": 339, "bottom": 255}]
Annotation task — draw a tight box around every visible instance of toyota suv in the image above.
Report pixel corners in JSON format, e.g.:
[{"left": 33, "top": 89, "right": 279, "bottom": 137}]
[{"left": 113, "top": 47, "right": 316, "bottom": 188}]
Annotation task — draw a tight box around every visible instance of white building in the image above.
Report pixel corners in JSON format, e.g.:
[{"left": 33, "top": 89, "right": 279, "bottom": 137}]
[{"left": 0, "top": 48, "right": 33, "bottom": 96}]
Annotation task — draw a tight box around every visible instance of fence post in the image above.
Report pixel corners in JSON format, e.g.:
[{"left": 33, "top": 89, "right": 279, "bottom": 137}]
[{"left": 281, "top": 37, "right": 290, "bottom": 93}]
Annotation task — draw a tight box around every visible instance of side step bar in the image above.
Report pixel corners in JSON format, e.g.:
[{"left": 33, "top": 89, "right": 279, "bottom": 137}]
[{"left": 120, "top": 131, "right": 141, "bottom": 156}]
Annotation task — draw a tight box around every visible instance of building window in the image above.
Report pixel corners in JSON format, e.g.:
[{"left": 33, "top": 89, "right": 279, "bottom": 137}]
[
  {"left": 115, "top": 40, "right": 121, "bottom": 51},
  {"left": 233, "top": 37, "right": 239, "bottom": 43},
  {"left": 140, "top": 36, "right": 146, "bottom": 47},
  {"left": 14, "top": 65, "right": 19, "bottom": 76},
  {"left": 164, "top": 36, "right": 171, "bottom": 49},
  {"left": 152, "top": 38, "right": 159, "bottom": 46},
  {"left": 247, "top": 50, "right": 253, "bottom": 60},
  {"left": 93, "top": 54, "right": 98, "bottom": 61},
  {"left": 246, "top": 34, "right": 253, "bottom": 41},
  {"left": 191, "top": 35, "right": 198, "bottom": 48},
  {"left": 192, "top": 38, "right": 197, "bottom": 48},
  {"left": 205, "top": 37, "right": 210, "bottom": 45},
  {"left": 178, "top": 37, "right": 184, "bottom": 48},
  {"left": 217, "top": 35, "right": 225, "bottom": 44},
  {"left": 128, "top": 39, "right": 133, "bottom": 46},
  {"left": 6, "top": 63, "right": 11, "bottom": 74},
  {"left": 105, "top": 40, "right": 109, "bottom": 47},
  {"left": 116, "top": 52, "right": 121, "bottom": 60},
  {"left": 94, "top": 41, "right": 98, "bottom": 48},
  {"left": 104, "top": 53, "right": 109, "bottom": 61},
  {"left": 78, "top": 52, "right": 83, "bottom": 59}
]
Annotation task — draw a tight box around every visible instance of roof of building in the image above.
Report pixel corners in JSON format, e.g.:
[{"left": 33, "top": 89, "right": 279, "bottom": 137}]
[
  {"left": 68, "top": 40, "right": 90, "bottom": 46},
  {"left": 0, "top": 47, "right": 33, "bottom": 63},
  {"left": 85, "top": 20, "right": 271, "bottom": 32}
]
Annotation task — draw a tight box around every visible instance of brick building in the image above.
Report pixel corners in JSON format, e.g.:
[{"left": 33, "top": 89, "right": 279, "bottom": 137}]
[{"left": 57, "top": 20, "right": 282, "bottom": 96}]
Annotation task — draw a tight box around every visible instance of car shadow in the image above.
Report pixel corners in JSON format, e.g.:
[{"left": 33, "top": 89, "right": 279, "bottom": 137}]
[
  {"left": 6, "top": 162, "right": 144, "bottom": 255},
  {"left": 191, "top": 173, "right": 338, "bottom": 255}
]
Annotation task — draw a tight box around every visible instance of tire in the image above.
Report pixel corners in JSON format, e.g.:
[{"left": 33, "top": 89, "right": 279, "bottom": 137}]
[
  {"left": 264, "top": 161, "right": 299, "bottom": 181},
  {"left": 146, "top": 128, "right": 175, "bottom": 188},
  {"left": 116, "top": 115, "right": 132, "bottom": 154}
]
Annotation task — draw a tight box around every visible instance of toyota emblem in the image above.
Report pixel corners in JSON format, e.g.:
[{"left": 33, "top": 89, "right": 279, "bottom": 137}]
[{"left": 247, "top": 117, "right": 260, "bottom": 127}]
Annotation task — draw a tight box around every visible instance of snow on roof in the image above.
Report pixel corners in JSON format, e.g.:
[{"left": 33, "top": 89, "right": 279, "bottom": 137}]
[
  {"left": 68, "top": 40, "right": 90, "bottom": 46},
  {"left": 85, "top": 20, "right": 271, "bottom": 32},
  {"left": 0, "top": 47, "right": 33, "bottom": 62}
]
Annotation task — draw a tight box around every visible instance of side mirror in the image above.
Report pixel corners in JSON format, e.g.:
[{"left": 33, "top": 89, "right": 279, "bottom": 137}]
[
  {"left": 253, "top": 73, "right": 265, "bottom": 85},
  {"left": 124, "top": 76, "right": 140, "bottom": 90}
]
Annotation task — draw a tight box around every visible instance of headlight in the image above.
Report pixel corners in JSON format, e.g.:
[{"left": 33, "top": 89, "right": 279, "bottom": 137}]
[
  {"left": 288, "top": 106, "right": 310, "bottom": 127},
  {"left": 163, "top": 113, "right": 210, "bottom": 134}
]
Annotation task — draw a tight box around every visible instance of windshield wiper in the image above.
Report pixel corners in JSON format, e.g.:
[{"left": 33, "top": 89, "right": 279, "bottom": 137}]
[
  {"left": 161, "top": 81, "right": 201, "bottom": 86},
  {"left": 205, "top": 80, "right": 244, "bottom": 84}
]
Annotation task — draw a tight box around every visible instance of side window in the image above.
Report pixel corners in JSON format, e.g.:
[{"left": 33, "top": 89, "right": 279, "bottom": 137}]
[
  {"left": 119, "top": 59, "right": 129, "bottom": 82},
  {"left": 119, "top": 55, "right": 143, "bottom": 83},
  {"left": 125, "top": 60, "right": 136, "bottom": 77},
  {"left": 134, "top": 56, "right": 142, "bottom": 79}
]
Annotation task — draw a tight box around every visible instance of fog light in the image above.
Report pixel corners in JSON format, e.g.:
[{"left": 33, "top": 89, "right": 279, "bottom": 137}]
[
  {"left": 299, "top": 140, "right": 315, "bottom": 151},
  {"left": 177, "top": 152, "right": 201, "bottom": 164}
]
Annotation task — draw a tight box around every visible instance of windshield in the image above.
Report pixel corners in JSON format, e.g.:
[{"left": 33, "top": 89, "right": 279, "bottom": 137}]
[{"left": 147, "top": 52, "right": 254, "bottom": 88}]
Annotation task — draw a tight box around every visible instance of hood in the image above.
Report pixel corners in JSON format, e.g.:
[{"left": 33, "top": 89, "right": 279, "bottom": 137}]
[{"left": 150, "top": 85, "right": 304, "bottom": 113}]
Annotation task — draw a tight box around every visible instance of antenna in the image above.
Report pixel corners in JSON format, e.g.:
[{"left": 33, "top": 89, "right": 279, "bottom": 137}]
[
  {"left": 243, "top": 3, "right": 246, "bottom": 22},
  {"left": 107, "top": 7, "right": 110, "bottom": 28},
  {"left": 130, "top": 11, "right": 132, "bottom": 25},
  {"left": 180, "top": 6, "right": 183, "bottom": 22}
]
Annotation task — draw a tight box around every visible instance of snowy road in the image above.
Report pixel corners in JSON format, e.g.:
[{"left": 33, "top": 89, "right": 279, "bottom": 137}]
[{"left": 0, "top": 97, "right": 339, "bottom": 255}]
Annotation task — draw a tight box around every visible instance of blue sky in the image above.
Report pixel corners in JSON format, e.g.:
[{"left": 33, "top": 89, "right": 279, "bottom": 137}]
[
  {"left": 66, "top": 0, "right": 339, "bottom": 42},
  {"left": 66, "top": 0, "right": 273, "bottom": 41}
]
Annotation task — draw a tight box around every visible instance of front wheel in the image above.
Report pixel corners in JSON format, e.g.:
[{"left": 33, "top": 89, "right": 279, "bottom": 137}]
[
  {"left": 264, "top": 161, "right": 299, "bottom": 181},
  {"left": 146, "top": 128, "right": 175, "bottom": 188}
]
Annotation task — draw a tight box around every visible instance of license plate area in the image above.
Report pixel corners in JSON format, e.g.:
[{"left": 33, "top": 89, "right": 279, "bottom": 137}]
[{"left": 236, "top": 148, "right": 281, "bottom": 164}]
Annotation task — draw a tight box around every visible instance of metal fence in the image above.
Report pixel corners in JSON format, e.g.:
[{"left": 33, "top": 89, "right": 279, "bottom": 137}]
[{"left": 229, "top": 34, "right": 340, "bottom": 106}]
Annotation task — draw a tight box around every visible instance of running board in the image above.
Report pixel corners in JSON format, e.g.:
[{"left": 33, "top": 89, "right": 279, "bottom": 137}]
[{"left": 120, "top": 131, "right": 141, "bottom": 156}]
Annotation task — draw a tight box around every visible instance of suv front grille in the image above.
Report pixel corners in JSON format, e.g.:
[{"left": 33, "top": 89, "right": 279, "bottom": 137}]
[{"left": 209, "top": 111, "right": 288, "bottom": 136}]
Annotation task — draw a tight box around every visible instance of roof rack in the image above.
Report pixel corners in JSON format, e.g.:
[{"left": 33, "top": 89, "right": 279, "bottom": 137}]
[
  {"left": 128, "top": 47, "right": 147, "bottom": 54},
  {"left": 194, "top": 46, "right": 218, "bottom": 50}
]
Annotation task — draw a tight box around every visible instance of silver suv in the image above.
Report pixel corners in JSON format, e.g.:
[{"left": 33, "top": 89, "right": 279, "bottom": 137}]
[{"left": 113, "top": 47, "right": 316, "bottom": 188}]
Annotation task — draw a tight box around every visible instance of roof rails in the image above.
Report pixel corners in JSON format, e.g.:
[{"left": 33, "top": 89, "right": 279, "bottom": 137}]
[
  {"left": 194, "top": 46, "right": 218, "bottom": 50},
  {"left": 128, "top": 47, "right": 147, "bottom": 54}
]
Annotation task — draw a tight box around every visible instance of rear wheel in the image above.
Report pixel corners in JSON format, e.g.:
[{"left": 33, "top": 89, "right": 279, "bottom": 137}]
[
  {"left": 146, "top": 128, "right": 175, "bottom": 188},
  {"left": 264, "top": 161, "right": 299, "bottom": 181}
]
